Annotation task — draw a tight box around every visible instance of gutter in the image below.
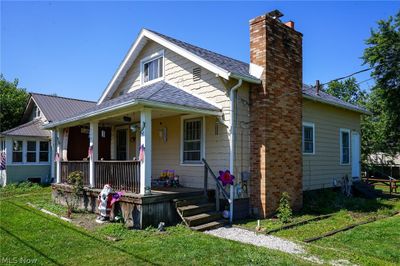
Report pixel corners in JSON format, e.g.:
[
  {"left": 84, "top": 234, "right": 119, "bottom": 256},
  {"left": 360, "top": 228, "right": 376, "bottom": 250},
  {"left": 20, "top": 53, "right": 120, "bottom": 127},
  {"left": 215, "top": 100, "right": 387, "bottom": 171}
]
[{"left": 228, "top": 78, "right": 242, "bottom": 223}]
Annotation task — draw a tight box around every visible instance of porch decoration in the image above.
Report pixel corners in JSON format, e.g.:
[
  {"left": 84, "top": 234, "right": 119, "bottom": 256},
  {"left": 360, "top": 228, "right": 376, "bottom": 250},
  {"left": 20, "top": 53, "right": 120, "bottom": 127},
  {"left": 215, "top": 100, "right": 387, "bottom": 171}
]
[
  {"left": 96, "top": 184, "right": 112, "bottom": 223},
  {"left": 139, "top": 144, "right": 145, "bottom": 162},
  {"left": 218, "top": 170, "right": 235, "bottom": 186},
  {"left": 88, "top": 145, "right": 93, "bottom": 158}
]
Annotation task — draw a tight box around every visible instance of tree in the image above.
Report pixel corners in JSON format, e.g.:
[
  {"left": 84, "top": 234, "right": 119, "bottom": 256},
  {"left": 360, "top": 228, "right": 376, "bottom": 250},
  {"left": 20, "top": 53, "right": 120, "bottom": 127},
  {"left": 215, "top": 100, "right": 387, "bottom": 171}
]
[
  {"left": 0, "top": 75, "right": 29, "bottom": 132},
  {"left": 324, "top": 77, "right": 367, "bottom": 106},
  {"left": 363, "top": 11, "right": 400, "bottom": 154}
]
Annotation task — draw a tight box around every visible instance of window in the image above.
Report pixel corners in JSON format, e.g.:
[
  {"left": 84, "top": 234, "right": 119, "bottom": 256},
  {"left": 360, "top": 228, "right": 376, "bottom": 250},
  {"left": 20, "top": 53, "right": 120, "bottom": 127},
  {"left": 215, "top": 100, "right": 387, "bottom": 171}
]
[
  {"left": 142, "top": 56, "right": 163, "bottom": 83},
  {"left": 27, "top": 141, "right": 37, "bottom": 162},
  {"left": 12, "top": 140, "right": 23, "bottom": 163},
  {"left": 39, "top": 141, "right": 49, "bottom": 162},
  {"left": 33, "top": 106, "right": 41, "bottom": 118},
  {"left": 302, "top": 122, "right": 315, "bottom": 154},
  {"left": 340, "top": 129, "right": 350, "bottom": 165},
  {"left": 183, "top": 118, "right": 202, "bottom": 163}
]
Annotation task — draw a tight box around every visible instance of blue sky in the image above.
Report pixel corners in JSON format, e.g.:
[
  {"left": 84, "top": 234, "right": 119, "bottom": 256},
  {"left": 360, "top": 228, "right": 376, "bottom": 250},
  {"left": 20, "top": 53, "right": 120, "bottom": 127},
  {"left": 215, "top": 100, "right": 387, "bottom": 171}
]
[{"left": 1, "top": 1, "right": 398, "bottom": 102}]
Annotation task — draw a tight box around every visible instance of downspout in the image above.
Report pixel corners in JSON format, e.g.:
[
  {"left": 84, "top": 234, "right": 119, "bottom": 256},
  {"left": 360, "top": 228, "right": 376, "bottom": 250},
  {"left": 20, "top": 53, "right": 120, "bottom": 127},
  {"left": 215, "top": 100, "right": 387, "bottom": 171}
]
[{"left": 229, "top": 78, "right": 242, "bottom": 223}]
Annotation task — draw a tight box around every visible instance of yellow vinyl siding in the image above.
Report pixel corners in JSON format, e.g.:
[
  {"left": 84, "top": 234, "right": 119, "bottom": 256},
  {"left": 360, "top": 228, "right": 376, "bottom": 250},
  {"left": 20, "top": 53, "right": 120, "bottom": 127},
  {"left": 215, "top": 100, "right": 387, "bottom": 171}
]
[{"left": 302, "top": 99, "right": 361, "bottom": 191}]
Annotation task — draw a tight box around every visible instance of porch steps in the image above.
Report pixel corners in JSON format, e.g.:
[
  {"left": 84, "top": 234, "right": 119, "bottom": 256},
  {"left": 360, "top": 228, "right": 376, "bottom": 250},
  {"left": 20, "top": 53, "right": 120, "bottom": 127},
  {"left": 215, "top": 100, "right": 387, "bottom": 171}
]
[{"left": 174, "top": 196, "right": 226, "bottom": 231}]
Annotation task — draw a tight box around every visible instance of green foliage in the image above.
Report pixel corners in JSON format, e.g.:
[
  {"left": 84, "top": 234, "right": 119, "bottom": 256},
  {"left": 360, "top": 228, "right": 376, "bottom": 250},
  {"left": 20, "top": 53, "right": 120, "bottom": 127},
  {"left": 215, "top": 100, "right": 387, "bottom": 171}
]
[
  {"left": 276, "top": 192, "right": 293, "bottom": 223},
  {"left": 324, "top": 77, "right": 367, "bottom": 106},
  {"left": 363, "top": 11, "right": 400, "bottom": 155},
  {"left": 0, "top": 74, "right": 29, "bottom": 131},
  {"left": 64, "top": 171, "right": 84, "bottom": 217},
  {"left": 0, "top": 181, "right": 43, "bottom": 197}
]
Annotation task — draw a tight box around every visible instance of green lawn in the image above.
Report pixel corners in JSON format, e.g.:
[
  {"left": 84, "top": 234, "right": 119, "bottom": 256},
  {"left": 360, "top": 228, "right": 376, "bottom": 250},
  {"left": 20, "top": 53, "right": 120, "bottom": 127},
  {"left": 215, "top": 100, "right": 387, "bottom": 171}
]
[
  {"left": 236, "top": 189, "right": 400, "bottom": 265},
  {"left": 0, "top": 186, "right": 309, "bottom": 266}
]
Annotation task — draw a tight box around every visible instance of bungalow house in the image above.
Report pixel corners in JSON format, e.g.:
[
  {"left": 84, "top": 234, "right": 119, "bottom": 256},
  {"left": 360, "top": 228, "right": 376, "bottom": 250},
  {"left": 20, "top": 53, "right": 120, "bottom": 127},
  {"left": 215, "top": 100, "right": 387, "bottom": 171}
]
[
  {"left": 44, "top": 11, "right": 369, "bottom": 229},
  {"left": 0, "top": 93, "right": 95, "bottom": 186}
]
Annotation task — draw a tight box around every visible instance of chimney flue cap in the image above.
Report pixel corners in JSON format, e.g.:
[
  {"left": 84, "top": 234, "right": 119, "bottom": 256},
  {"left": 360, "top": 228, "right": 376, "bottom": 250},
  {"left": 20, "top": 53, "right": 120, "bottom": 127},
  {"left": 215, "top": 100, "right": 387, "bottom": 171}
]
[{"left": 267, "top": 10, "right": 284, "bottom": 20}]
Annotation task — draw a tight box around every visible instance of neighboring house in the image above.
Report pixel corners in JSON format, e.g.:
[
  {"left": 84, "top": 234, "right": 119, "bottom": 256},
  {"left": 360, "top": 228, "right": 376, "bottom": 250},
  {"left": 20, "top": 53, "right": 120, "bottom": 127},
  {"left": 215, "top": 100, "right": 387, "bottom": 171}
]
[
  {"left": 43, "top": 11, "right": 369, "bottom": 219},
  {"left": 0, "top": 93, "right": 95, "bottom": 186}
]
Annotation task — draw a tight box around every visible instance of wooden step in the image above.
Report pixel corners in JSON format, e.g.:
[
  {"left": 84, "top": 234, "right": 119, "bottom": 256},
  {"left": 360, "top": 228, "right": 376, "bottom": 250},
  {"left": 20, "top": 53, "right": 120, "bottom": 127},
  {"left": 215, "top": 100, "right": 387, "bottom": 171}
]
[
  {"left": 184, "top": 211, "right": 222, "bottom": 227},
  {"left": 178, "top": 203, "right": 215, "bottom": 217},
  {"left": 174, "top": 196, "right": 208, "bottom": 208},
  {"left": 190, "top": 220, "right": 226, "bottom": 231}
]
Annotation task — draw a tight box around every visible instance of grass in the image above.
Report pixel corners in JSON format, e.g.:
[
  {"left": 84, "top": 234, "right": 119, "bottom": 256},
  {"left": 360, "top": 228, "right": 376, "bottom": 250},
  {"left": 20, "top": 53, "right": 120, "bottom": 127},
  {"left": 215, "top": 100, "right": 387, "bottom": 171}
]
[
  {"left": 236, "top": 189, "right": 400, "bottom": 265},
  {"left": 0, "top": 187, "right": 310, "bottom": 266}
]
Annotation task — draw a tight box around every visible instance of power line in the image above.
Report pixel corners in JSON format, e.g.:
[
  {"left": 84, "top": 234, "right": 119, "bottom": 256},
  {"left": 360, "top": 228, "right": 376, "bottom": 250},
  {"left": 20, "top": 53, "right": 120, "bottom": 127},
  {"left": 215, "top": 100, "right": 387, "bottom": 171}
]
[
  {"left": 319, "top": 68, "right": 372, "bottom": 87},
  {"left": 357, "top": 77, "right": 374, "bottom": 85}
]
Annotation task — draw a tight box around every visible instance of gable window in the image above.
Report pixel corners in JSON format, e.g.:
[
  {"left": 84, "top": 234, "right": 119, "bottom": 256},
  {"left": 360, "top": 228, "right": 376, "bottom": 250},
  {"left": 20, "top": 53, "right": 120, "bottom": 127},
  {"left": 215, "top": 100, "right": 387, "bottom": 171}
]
[
  {"left": 302, "top": 122, "right": 315, "bottom": 154},
  {"left": 27, "top": 141, "right": 37, "bottom": 162},
  {"left": 33, "top": 106, "right": 41, "bottom": 118},
  {"left": 141, "top": 51, "right": 164, "bottom": 84},
  {"left": 182, "top": 118, "right": 203, "bottom": 163},
  {"left": 39, "top": 141, "right": 49, "bottom": 162},
  {"left": 12, "top": 140, "right": 23, "bottom": 163},
  {"left": 340, "top": 129, "right": 350, "bottom": 165}
]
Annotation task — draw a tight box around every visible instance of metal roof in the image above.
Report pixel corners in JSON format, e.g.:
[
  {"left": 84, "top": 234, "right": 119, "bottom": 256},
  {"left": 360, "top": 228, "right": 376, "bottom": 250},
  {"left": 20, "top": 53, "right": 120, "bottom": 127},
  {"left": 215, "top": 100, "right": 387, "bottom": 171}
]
[
  {"left": 0, "top": 119, "right": 50, "bottom": 138},
  {"left": 44, "top": 81, "right": 221, "bottom": 128},
  {"left": 302, "top": 85, "right": 371, "bottom": 115},
  {"left": 31, "top": 93, "right": 96, "bottom": 122}
]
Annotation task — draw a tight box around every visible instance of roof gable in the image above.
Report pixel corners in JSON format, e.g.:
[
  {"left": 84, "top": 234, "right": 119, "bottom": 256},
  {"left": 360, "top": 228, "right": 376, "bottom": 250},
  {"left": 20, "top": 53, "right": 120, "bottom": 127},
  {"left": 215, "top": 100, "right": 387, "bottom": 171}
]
[
  {"left": 98, "top": 29, "right": 260, "bottom": 104},
  {"left": 30, "top": 93, "right": 96, "bottom": 122}
]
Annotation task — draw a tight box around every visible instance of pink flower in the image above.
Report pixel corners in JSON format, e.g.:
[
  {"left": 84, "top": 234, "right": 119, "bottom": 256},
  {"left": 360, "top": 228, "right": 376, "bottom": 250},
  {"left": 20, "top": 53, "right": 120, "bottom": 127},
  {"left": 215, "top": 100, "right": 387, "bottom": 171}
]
[{"left": 218, "top": 170, "right": 235, "bottom": 186}]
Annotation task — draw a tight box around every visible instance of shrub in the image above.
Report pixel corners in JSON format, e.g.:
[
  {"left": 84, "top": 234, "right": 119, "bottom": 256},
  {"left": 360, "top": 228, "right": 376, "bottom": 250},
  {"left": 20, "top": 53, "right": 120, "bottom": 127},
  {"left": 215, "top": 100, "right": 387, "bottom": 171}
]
[
  {"left": 64, "top": 171, "right": 84, "bottom": 218},
  {"left": 276, "top": 192, "right": 293, "bottom": 223}
]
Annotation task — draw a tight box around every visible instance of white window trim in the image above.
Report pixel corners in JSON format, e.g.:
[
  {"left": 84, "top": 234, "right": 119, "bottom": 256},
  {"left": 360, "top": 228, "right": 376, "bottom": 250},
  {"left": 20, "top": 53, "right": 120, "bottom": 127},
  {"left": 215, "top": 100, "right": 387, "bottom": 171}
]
[
  {"left": 180, "top": 115, "right": 205, "bottom": 166},
  {"left": 340, "top": 128, "right": 351, "bottom": 165},
  {"left": 302, "top": 122, "right": 315, "bottom": 155},
  {"left": 140, "top": 49, "right": 165, "bottom": 86},
  {"left": 10, "top": 139, "right": 51, "bottom": 165}
]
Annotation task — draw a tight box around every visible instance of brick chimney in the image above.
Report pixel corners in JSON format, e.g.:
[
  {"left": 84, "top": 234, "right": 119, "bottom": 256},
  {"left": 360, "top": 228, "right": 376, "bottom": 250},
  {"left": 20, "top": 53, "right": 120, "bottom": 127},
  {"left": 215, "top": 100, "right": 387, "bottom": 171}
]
[{"left": 249, "top": 11, "right": 303, "bottom": 217}]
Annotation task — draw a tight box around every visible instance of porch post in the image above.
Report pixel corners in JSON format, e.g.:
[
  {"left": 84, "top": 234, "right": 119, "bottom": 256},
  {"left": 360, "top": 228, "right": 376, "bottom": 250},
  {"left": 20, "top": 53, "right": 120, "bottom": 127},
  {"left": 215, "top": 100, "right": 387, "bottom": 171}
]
[
  {"left": 56, "top": 128, "right": 63, "bottom": 183},
  {"left": 140, "top": 108, "right": 152, "bottom": 194},
  {"left": 50, "top": 130, "right": 56, "bottom": 181},
  {"left": 110, "top": 126, "right": 116, "bottom": 160},
  {"left": 89, "top": 121, "right": 99, "bottom": 188}
]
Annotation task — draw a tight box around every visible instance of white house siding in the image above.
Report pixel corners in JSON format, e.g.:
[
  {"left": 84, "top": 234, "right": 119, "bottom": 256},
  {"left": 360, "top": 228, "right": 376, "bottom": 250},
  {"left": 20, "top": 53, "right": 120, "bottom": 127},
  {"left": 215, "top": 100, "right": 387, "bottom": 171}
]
[
  {"left": 302, "top": 99, "right": 361, "bottom": 191},
  {"left": 110, "top": 40, "right": 251, "bottom": 189}
]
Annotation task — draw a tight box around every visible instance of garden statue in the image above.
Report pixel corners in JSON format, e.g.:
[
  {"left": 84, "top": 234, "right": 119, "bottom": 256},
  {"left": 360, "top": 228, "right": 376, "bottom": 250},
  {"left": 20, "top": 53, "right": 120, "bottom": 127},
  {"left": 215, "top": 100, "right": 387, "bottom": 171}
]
[{"left": 96, "top": 184, "right": 112, "bottom": 223}]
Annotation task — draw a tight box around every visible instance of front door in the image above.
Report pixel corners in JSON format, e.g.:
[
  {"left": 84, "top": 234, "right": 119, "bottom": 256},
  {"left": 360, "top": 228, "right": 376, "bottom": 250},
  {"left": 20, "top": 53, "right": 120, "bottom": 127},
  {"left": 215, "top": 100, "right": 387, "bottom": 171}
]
[
  {"left": 116, "top": 129, "right": 127, "bottom": 160},
  {"left": 351, "top": 132, "right": 361, "bottom": 180}
]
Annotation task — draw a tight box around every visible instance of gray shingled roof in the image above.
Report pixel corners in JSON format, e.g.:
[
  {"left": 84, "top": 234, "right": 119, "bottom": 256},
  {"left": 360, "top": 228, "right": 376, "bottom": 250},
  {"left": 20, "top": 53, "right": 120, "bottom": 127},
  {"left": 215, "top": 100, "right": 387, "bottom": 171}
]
[
  {"left": 302, "top": 85, "right": 370, "bottom": 114},
  {"left": 31, "top": 93, "right": 96, "bottom": 122},
  {"left": 45, "top": 81, "right": 221, "bottom": 127},
  {"left": 1, "top": 119, "right": 50, "bottom": 138},
  {"left": 147, "top": 29, "right": 257, "bottom": 81}
]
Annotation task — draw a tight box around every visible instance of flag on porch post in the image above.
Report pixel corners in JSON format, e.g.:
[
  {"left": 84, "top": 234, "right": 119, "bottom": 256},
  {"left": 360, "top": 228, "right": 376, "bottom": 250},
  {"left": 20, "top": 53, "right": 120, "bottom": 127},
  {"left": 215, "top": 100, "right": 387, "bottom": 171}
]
[
  {"left": 88, "top": 145, "right": 93, "bottom": 159},
  {"left": 0, "top": 152, "right": 6, "bottom": 170},
  {"left": 139, "top": 144, "right": 145, "bottom": 162}
]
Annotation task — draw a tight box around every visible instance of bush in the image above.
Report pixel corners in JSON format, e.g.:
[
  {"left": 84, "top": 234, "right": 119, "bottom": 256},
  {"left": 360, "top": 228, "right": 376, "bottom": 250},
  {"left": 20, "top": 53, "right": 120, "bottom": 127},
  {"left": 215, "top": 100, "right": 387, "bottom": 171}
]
[
  {"left": 63, "top": 171, "right": 84, "bottom": 218},
  {"left": 276, "top": 192, "right": 293, "bottom": 223}
]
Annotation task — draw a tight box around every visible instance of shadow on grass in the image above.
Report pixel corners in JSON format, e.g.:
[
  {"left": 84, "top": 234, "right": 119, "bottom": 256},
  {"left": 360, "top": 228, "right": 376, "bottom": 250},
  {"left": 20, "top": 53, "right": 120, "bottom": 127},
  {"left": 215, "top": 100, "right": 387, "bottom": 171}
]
[
  {"left": 300, "top": 188, "right": 395, "bottom": 215},
  {"left": 0, "top": 225, "right": 62, "bottom": 265},
  {"left": 5, "top": 201, "right": 160, "bottom": 266}
]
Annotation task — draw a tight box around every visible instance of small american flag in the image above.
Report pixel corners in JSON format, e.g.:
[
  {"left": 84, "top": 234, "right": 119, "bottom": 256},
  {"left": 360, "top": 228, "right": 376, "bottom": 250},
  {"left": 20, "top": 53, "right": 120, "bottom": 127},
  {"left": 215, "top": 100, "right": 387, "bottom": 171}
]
[
  {"left": 55, "top": 152, "right": 60, "bottom": 162},
  {"left": 0, "top": 152, "right": 6, "bottom": 170},
  {"left": 88, "top": 145, "right": 93, "bottom": 158}
]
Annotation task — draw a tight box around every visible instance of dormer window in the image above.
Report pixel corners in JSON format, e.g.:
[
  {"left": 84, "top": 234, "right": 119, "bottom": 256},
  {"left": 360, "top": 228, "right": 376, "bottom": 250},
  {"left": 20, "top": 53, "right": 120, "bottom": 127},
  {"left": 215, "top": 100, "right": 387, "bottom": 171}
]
[
  {"left": 141, "top": 50, "right": 164, "bottom": 84},
  {"left": 33, "top": 106, "right": 41, "bottom": 118}
]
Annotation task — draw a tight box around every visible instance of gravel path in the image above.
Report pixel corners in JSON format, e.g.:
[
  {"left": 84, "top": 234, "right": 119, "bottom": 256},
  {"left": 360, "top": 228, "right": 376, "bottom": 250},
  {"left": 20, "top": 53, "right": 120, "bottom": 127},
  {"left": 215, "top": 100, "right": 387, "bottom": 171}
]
[{"left": 205, "top": 227, "right": 305, "bottom": 255}]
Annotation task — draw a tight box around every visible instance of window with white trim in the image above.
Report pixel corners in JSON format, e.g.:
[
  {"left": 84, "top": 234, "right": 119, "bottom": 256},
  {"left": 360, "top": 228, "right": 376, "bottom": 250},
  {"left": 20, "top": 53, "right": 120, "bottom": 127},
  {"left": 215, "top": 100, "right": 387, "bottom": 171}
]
[
  {"left": 182, "top": 118, "right": 202, "bottom": 163},
  {"left": 12, "top": 140, "right": 23, "bottom": 163},
  {"left": 142, "top": 56, "right": 163, "bottom": 83},
  {"left": 340, "top": 129, "right": 350, "bottom": 164},
  {"left": 27, "top": 141, "right": 37, "bottom": 162},
  {"left": 302, "top": 122, "right": 315, "bottom": 154},
  {"left": 39, "top": 141, "right": 49, "bottom": 162}
]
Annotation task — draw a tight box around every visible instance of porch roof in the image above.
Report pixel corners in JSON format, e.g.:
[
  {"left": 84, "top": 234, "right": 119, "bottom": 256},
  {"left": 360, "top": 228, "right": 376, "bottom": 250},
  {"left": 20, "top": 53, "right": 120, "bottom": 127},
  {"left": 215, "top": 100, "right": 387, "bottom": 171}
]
[
  {"left": 43, "top": 81, "right": 222, "bottom": 129},
  {"left": 0, "top": 119, "right": 50, "bottom": 138}
]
